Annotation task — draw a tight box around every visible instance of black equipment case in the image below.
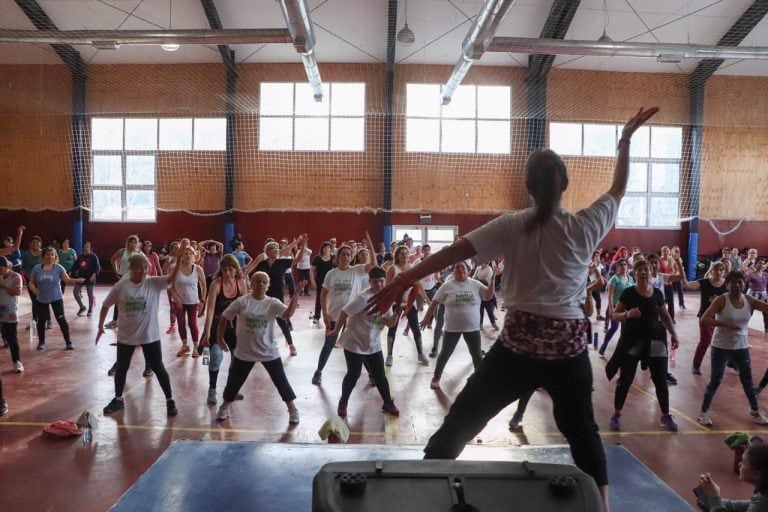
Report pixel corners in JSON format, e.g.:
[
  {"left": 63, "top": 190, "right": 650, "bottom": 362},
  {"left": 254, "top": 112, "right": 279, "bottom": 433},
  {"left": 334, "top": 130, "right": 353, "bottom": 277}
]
[{"left": 312, "top": 459, "right": 603, "bottom": 511}]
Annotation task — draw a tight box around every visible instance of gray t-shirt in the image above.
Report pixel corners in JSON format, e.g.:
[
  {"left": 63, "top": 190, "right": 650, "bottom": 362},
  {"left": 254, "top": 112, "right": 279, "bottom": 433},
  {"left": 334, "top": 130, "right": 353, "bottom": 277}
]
[
  {"left": 31, "top": 264, "right": 66, "bottom": 304},
  {"left": 0, "top": 271, "right": 22, "bottom": 323},
  {"left": 465, "top": 193, "right": 618, "bottom": 319}
]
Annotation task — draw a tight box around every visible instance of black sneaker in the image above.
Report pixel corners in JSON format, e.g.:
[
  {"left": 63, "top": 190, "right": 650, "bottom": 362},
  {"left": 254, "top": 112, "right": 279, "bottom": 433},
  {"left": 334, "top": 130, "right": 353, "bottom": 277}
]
[
  {"left": 36, "top": 343, "right": 46, "bottom": 351},
  {"left": 103, "top": 397, "right": 124, "bottom": 414},
  {"left": 107, "top": 363, "right": 117, "bottom": 376},
  {"left": 166, "top": 399, "right": 178, "bottom": 417},
  {"left": 65, "top": 342, "right": 74, "bottom": 350},
  {"left": 429, "top": 349, "right": 438, "bottom": 358},
  {"left": 87, "top": 310, "right": 93, "bottom": 317},
  {"left": 142, "top": 367, "right": 153, "bottom": 378},
  {"left": 77, "top": 306, "right": 87, "bottom": 316},
  {"left": 311, "top": 371, "right": 322, "bottom": 385},
  {"left": 666, "top": 372, "right": 678, "bottom": 385}
]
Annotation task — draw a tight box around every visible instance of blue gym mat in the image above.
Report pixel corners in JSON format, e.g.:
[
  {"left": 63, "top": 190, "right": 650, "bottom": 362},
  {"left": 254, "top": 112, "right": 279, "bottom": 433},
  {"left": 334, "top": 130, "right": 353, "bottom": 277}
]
[{"left": 110, "top": 442, "right": 690, "bottom": 511}]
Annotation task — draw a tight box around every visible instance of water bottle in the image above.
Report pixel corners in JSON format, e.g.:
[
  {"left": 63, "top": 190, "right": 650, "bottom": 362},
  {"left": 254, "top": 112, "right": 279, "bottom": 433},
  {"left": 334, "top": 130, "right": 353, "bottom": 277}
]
[
  {"left": 29, "top": 321, "right": 36, "bottom": 344},
  {"left": 202, "top": 347, "right": 210, "bottom": 365},
  {"left": 593, "top": 332, "right": 598, "bottom": 350},
  {"left": 670, "top": 346, "right": 676, "bottom": 363}
]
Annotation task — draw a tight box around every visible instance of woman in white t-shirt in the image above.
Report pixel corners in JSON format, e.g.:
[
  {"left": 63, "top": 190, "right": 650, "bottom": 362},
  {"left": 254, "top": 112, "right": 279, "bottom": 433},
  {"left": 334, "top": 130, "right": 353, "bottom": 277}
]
[
  {"left": 368, "top": 107, "right": 659, "bottom": 511},
  {"left": 215, "top": 271, "right": 305, "bottom": 424},
  {"left": 472, "top": 260, "right": 499, "bottom": 330},
  {"left": 312, "top": 235, "right": 376, "bottom": 384},
  {"left": 421, "top": 261, "right": 494, "bottom": 390},
  {"left": 97, "top": 253, "right": 182, "bottom": 417},
  {"left": 327, "top": 266, "right": 401, "bottom": 418}
]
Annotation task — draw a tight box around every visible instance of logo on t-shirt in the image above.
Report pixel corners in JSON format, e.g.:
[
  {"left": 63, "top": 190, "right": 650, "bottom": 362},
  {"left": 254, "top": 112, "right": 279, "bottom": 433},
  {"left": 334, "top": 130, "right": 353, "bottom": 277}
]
[
  {"left": 246, "top": 315, "right": 268, "bottom": 330},
  {"left": 454, "top": 291, "right": 476, "bottom": 305},
  {"left": 333, "top": 279, "right": 352, "bottom": 292},
  {"left": 125, "top": 298, "right": 146, "bottom": 313},
  {"left": 368, "top": 313, "right": 386, "bottom": 326}
]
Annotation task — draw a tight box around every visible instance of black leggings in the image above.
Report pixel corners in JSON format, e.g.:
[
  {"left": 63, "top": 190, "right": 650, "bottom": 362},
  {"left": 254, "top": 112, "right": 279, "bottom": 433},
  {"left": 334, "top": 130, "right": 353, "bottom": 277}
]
[
  {"left": 27, "top": 284, "right": 40, "bottom": 322},
  {"left": 276, "top": 317, "right": 294, "bottom": 346},
  {"left": 434, "top": 331, "right": 483, "bottom": 380},
  {"left": 386, "top": 306, "right": 423, "bottom": 355},
  {"left": 424, "top": 344, "right": 607, "bottom": 487},
  {"left": 663, "top": 284, "right": 675, "bottom": 322},
  {"left": 223, "top": 355, "right": 296, "bottom": 403},
  {"left": 613, "top": 355, "right": 669, "bottom": 414},
  {"left": 341, "top": 350, "right": 391, "bottom": 403},
  {"left": 479, "top": 300, "right": 497, "bottom": 327},
  {"left": 114, "top": 341, "right": 173, "bottom": 398},
  {"left": 35, "top": 299, "right": 70, "bottom": 345},
  {"left": 1, "top": 322, "right": 20, "bottom": 363}
]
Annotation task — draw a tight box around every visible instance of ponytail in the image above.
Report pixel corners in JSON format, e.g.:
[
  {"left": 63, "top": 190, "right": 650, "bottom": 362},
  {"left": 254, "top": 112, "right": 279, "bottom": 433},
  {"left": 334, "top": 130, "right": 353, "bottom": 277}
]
[{"left": 523, "top": 150, "right": 568, "bottom": 233}]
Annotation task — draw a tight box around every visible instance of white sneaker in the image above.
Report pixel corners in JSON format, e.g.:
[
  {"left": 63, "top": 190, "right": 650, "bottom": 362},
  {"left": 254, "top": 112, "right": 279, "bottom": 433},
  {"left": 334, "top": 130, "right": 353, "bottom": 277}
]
[
  {"left": 13, "top": 360, "right": 24, "bottom": 373},
  {"left": 288, "top": 408, "right": 300, "bottom": 424},
  {"left": 216, "top": 404, "right": 230, "bottom": 421},
  {"left": 750, "top": 409, "right": 768, "bottom": 425},
  {"left": 697, "top": 411, "right": 713, "bottom": 426},
  {"left": 207, "top": 388, "right": 217, "bottom": 405}
]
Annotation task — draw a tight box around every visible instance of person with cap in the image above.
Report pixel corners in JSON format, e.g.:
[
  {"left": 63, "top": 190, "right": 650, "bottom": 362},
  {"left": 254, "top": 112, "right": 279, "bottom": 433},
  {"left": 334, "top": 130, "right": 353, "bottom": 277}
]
[{"left": 0, "top": 256, "right": 24, "bottom": 372}]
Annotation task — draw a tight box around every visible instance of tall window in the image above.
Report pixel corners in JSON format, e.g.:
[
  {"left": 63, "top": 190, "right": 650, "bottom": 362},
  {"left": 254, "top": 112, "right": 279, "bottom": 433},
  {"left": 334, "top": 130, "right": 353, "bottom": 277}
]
[
  {"left": 549, "top": 122, "right": 682, "bottom": 228},
  {"left": 259, "top": 82, "right": 365, "bottom": 151},
  {"left": 90, "top": 117, "right": 225, "bottom": 221},
  {"left": 406, "top": 84, "right": 511, "bottom": 154}
]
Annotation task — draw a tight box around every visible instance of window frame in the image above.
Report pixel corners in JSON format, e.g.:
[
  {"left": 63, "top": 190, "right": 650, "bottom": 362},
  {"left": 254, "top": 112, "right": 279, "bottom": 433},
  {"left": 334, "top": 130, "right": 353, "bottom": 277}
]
[
  {"left": 547, "top": 122, "right": 682, "bottom": 229},
  {"left": 258, "top": 82, "right": 366, "bottom": 152},
  {"left": 90, "top": 117, "right": 226, "bottom": 223},
  {"left": 405, "top": 84, "right": 512, "bottom": 154}
]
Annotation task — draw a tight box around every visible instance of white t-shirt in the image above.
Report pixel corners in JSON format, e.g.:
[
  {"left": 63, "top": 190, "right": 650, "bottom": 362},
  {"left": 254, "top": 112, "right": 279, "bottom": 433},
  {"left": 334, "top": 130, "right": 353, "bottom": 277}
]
[
  {"left": 339, "top": 288, "right": 393, "bottom": 355},
  {"left": 465, "top": 193, "right": 618, "bottom": 319},
  {"left": 297, "top": 248, "right": 312, "bottom": 270},
  {"left": 473, "top": 265, "right": 494, "bottom": 286},
  {"left": 433, "top": 278, "right": 486, "bottom": 332},
  {"left": 104, "top": 276, "right": 168, "bottom": 345},
  {"left": 322, "top": 265, "right": 368, "bottom": 321},
  {"left": 221, "top": 295, "right": 286, "bottom": 362}
]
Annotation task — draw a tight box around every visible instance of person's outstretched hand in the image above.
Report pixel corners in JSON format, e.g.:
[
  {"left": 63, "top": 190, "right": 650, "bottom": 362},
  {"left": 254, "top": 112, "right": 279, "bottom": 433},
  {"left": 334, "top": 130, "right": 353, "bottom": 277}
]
[
  {"left": 621, "top": 107, "right": 659, "bottom": 140},
  {"left": 366, "top": 278, "right": 408, "bottom": 316}
]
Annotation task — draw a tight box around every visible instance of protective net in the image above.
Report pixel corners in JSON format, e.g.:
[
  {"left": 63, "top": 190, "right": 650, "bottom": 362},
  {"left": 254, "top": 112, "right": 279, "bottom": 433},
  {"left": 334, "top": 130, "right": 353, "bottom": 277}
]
[{"left": 2, "top": 0, "right": 768, "bottom": 229}]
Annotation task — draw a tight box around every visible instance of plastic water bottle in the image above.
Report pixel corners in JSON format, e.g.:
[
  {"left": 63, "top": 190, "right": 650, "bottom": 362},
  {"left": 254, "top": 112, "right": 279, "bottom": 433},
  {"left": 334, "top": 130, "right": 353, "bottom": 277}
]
[
  {"left": 202, "top": 347, "right": 210, "bottom": 365},
  {"left": 29, "top": 321, "right": 36, "bottom": 344},
  {"left": 670, "top": 346, "right": 676, "bottom": 363},
  {"left": 593, "top": 332, "right": 598, "bottom": 350}
]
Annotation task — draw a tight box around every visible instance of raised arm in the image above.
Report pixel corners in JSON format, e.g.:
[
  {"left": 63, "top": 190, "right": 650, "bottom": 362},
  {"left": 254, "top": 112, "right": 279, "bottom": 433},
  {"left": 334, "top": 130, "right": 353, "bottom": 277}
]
[
  {"left": 363, "top": 231, "right": 377, "bottom": 272},
  {"left": 368, "top": 237, "right": 477, "bottom": 314},
  {"left": 608, "top": 107, "right": 659, "bottom": 200},
  {"left": 674, "top": 256, "right": 701, "bottom": 290}
]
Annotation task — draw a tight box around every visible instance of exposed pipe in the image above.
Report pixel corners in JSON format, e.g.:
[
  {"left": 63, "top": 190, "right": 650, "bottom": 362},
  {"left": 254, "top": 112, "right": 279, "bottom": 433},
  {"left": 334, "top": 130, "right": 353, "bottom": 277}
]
[
  {"left": 489, "top": 36, "right": 768, "bottom": 60},
  {"left": 277, "top": 0, "right": 324, "bottom": 101},
  {"left": 0, "top": 28, "right": 292, "bottom": 46},
  {"left": 442, "top": 0, "right": 518, "bottom": 105}
]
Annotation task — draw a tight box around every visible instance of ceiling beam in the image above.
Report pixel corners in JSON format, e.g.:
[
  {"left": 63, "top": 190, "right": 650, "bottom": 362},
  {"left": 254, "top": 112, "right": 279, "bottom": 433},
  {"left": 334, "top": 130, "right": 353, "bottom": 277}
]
[
  {"left": 200, "top": 0, "right": 237, "bottom": 72},
  {"left": 527, "top": 0, "right": 580, "bottom": 82},
  {"left": 690, "top": 0, "right": 768, "bottom": 83},
  {"left": 14, "top": 0, "right": 86, "bottom": 78}
]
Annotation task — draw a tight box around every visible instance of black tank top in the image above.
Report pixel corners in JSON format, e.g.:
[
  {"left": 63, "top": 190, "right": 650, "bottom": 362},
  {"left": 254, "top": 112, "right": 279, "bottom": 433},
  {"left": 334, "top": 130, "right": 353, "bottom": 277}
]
[{"left": 213, "top": 279, "right": 241, "bottom": 321}]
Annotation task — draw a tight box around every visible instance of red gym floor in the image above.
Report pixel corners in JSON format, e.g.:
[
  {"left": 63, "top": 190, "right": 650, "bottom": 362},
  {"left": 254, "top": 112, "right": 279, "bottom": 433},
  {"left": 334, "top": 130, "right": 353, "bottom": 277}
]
[{"left": 0, "top": 287, "right": 764, "bottom": 511}]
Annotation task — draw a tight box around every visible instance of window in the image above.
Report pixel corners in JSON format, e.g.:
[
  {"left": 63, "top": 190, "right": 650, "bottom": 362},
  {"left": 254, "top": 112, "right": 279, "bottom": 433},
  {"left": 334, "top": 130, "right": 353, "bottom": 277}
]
[
  {"left": 259, "top": 82, "right": 365, "bottom": 151},
  {"left": 405, "top": 84, "right": 511, "bottom": 154},
  {"left": 549, "top": 122, "right": 682, "bottom": 229},
  {"left": 90, "top": 117, "right": 225, "bottom": 221}
]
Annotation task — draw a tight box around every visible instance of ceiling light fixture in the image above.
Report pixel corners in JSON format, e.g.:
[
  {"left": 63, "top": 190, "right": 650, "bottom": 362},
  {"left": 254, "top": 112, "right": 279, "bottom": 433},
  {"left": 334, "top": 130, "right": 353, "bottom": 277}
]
[
  {"left": 161, "top": 0, "right": 180, "bottom": 52},
  {"left": 597, "top": 0, "right": 612, "bottom": 43},
  {"left": 396, "top": 0, "right": 415, "bottom": 45}
]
